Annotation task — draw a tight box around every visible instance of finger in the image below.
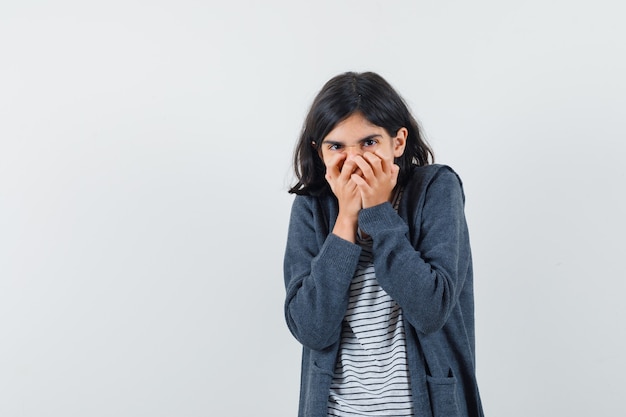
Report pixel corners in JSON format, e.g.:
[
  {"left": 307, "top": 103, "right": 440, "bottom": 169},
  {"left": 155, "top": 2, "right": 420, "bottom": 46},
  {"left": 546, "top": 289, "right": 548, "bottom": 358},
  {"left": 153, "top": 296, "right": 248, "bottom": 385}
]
[
  {"left": 339, "top": 159, "right": 358, "bottom": 181},
  {"left": 325, "top": 153, "right": 346, "bottom": 180},
  {"left": 352, "top": 155, "right": 375, "bottom": 181},
  {"left": 350, "top": 172, "right": 368, "bottom": 187},
  {"left": 363, "top": 152, "right": 384, "bottom": 176},
  {"left": 372, "top": 150, "right": 393, "bottom": 174}
]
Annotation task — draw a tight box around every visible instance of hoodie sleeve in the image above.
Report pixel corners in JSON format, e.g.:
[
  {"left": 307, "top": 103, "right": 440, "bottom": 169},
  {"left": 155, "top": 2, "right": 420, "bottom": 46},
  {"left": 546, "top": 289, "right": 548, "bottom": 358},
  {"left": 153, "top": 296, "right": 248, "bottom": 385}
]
[{"left": 283, "top": 195, "right": 362, "bottom": 350}]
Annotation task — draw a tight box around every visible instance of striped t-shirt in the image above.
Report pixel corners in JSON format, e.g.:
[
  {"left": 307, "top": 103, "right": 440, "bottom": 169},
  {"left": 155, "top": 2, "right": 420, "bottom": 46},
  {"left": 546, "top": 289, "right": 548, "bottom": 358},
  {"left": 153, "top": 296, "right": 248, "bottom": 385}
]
[{"left": 328, "top": 192, "right": 413, "bottom": 417}]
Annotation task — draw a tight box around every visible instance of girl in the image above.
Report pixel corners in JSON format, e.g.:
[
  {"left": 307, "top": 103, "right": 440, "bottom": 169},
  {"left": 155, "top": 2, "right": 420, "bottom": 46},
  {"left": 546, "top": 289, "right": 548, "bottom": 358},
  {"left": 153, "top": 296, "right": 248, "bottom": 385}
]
[{"left": 283, "top": 72, "right": 483, "bottom": 417}]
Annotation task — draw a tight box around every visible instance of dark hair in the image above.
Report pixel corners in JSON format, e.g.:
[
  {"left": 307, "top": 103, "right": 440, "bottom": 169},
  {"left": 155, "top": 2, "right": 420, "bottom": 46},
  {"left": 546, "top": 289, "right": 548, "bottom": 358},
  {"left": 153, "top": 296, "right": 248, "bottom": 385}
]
[{"left": 289, "top": 71, "right": 434, "bottom": 195}]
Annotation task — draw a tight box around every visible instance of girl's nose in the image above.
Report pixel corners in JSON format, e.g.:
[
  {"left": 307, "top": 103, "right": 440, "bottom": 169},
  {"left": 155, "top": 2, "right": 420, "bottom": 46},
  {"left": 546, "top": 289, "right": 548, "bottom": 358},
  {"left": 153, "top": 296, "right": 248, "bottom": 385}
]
[{"left": 344, "top": 146, "right": 362, "bottom": 159}]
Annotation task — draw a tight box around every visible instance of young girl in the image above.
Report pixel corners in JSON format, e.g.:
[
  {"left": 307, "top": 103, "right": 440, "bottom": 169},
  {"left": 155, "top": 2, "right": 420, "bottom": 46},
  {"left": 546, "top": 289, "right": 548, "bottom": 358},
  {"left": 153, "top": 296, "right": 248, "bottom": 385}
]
[{"left": 283, "top": 72, "right": 483, "bottom": 417}]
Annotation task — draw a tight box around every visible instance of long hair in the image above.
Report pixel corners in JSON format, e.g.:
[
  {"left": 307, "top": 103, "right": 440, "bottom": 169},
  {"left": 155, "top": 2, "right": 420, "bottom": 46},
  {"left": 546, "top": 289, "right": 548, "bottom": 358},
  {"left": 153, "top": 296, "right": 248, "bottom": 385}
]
[{"left": 289, "top": 71, "right": 434, "bottom": 195}]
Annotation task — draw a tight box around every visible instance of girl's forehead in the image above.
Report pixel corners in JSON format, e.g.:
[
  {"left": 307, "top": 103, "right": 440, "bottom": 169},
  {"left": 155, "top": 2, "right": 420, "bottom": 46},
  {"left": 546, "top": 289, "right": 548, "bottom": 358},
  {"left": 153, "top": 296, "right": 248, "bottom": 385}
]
[{"left": 325, "top": 113, "right": 385, "bottom": 141}]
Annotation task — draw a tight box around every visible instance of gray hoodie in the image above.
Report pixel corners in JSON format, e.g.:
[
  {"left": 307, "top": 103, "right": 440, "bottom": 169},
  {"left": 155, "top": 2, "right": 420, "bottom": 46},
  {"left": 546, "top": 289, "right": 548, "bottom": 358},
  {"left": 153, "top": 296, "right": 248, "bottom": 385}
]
[{"left": 283, "top": 164, "right": 484, "bottom": 417}]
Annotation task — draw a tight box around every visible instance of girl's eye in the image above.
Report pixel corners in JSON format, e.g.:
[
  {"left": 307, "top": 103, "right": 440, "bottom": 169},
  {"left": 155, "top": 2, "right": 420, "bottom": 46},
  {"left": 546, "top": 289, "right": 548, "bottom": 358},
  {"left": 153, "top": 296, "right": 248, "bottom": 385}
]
[
  {"left": 328, "top": 144, "right": 343, "bottom": 151},
  {"left": 363, "top": 139, "right": 378, "bottom": 147}
]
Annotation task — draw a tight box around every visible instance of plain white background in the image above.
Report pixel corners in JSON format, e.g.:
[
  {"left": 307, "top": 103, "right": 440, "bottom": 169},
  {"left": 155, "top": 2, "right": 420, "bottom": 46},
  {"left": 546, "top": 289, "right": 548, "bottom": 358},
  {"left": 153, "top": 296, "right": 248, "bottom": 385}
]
[{"left": 1, "top": 1, "right": 624, "bottom": 416}]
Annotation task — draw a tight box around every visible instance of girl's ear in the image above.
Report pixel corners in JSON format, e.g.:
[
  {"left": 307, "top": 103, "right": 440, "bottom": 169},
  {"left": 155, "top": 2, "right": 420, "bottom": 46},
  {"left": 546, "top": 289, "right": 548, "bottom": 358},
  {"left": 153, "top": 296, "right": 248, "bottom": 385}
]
[{"left": 393, "top": 127, "right": 408, "bottom": 157}]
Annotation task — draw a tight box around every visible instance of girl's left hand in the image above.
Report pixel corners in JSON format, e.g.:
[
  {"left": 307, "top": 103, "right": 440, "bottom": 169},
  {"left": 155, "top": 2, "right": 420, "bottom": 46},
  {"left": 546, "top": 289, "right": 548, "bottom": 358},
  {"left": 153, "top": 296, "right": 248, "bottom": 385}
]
[{"left": 350, "top": 151, "right": 399, "bottom": 208}]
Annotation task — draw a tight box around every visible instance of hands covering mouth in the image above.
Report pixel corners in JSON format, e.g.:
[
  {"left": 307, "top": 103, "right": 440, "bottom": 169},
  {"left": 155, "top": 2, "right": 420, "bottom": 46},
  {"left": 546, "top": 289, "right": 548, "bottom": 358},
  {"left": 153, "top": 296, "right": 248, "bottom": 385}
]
[{"left": 325, "top": 151, "right": 399, "bottom": 211}]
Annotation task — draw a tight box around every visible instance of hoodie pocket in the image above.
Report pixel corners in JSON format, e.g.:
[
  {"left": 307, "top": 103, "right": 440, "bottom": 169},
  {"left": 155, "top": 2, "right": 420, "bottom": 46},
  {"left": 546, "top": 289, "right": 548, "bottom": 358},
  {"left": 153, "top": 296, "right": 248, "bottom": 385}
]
[{"left": 426, "top": 373, "right": 461, "bottom": 417}]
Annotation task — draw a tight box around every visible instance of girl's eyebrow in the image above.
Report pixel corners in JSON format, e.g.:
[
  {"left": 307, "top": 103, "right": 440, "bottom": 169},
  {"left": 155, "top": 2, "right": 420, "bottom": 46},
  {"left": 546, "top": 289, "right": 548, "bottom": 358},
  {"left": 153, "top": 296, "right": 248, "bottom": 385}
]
[{"left": 321, "top": 134, "right": 383, "bottom": 145}]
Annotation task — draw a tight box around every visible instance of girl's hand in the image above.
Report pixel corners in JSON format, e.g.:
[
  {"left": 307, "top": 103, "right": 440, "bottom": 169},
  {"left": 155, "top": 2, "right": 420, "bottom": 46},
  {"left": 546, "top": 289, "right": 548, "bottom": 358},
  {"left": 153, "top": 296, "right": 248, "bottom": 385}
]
[
  {"left": 325, "top": 153, "right": 362, "bottom": 216},
  {"left": 325, "top": 153, "right": 362, "bottom": 242},
  {"left": 350, "top": 151, "right": 399, "bottom": 208}
]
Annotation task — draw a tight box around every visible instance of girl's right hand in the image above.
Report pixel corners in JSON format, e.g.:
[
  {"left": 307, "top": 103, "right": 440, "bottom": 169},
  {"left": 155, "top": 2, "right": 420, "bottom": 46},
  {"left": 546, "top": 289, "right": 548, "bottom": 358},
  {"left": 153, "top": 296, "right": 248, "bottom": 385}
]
[{"left": 325, "top": 154, "right": 361, "bottom": 242}]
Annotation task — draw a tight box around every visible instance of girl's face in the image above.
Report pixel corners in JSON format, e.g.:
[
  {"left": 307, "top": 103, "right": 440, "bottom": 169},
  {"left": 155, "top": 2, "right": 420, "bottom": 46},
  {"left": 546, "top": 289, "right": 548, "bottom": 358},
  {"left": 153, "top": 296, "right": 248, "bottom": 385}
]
[{"left": 318, "top": 112, "right": 407, "bottom": 172}]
